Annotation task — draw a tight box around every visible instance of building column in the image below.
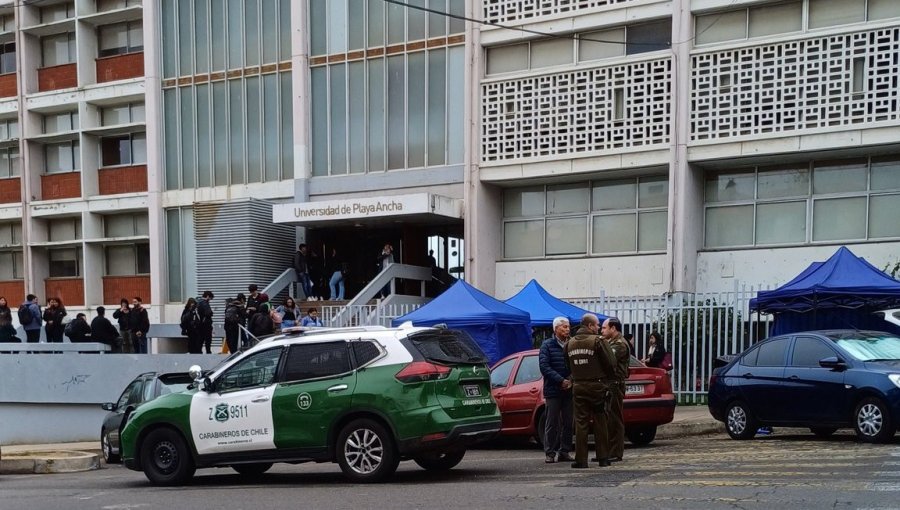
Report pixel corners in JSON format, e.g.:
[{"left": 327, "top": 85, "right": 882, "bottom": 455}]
[
  {"left": 145, "top": 0, "right": 166, "bottom": 314},
  {"left": 292, "top": 0, "right": 310, "bottom": 246}
]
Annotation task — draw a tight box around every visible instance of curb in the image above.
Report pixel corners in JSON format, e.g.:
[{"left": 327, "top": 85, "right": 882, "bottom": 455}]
[
  {"left": 0, "top": 451, "right": 100, "bottom": 474},
  {"left": 656, "top": 420, "right": 725, "bottom": 440}
]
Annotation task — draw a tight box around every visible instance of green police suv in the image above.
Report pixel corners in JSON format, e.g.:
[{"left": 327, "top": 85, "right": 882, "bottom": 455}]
[{"left": 121, "top": 324, "right": 499, "bottom": 485}]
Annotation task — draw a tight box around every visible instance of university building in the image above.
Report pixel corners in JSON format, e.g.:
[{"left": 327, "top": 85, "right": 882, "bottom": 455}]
[{"left": 0, "top": 0, "right": 898, "bottom": 324}]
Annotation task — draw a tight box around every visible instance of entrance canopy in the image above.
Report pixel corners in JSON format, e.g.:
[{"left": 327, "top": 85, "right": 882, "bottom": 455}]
[
  {"left": 272, "top": 193, "right": 463, "bottom": 228},
  {"left": 505, "top": 279, "right": 607, "bottom": 327},
  {"left": 750, "top": 246, "right": 900, "bottom": 313}
]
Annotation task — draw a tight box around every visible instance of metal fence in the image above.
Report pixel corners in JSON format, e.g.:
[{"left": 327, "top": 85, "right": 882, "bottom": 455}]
[
  {"left": 318, "top": 282, "right": 773, "bottom": 404},
  {"left": 571, "top": 282, "right": 773, "bottom": 403}
]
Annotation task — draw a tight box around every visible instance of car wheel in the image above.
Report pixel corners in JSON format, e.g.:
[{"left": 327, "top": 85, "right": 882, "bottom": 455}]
[
  {"left": 101, "top": 428, "right": 120, "bottom": 464},
  {"left": 140, "top": 428, "right": 196, "bottom": 486},
  {"left": 231, "top": 463, "right": 273, "bottom": 477},
  {"left": 535, "top": 410, "right": 546, "bottom": 449},
  {"left": 810, "top": 427, "right": 838, "bottom": 438},
  {"left": 725, "top": 401, "right": 758, "bottom": 440},
  {"left": 626, "top": 426, "right": 657, "bottom": 446},
  {"left": 336, "top": 419, "right": 399, "bottom": 483},
  {"left": 413, "top": 450, "right": 466, "bottom": 471},
  {"left": 855, "top": 397, "right": 895, "bottom": 444}
]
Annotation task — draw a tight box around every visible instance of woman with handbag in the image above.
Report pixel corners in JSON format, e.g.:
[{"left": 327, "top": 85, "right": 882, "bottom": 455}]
[{"left": 642, "top": 331, "right": 668, "bottom": 369}]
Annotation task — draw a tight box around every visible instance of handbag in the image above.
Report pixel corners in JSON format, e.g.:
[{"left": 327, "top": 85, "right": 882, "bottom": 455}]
[
  {"left": 270, "top": 309, "right": 283, "bottom": 325},
  {"left": 661, "top": 352, "right": 673, "bottom": 371}
]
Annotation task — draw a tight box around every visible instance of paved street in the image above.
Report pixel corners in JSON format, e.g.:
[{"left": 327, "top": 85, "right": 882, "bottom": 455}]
[{"left": 3, "top": 431, "right": 900, "bottom": 510}]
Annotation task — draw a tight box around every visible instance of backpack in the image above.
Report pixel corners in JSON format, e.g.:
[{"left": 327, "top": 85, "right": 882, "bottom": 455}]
[
  {"left": 224, "top": 304, "right": 241, "bottom": 325},
  {"left": 18, "top": 306, "right": 33, "bottom": 326},
  {"left": 180, "top": 308, "right": 199, "bottom": 333},
  {"left": 64, "top": 320, "right": 76, "bottom": 338}
]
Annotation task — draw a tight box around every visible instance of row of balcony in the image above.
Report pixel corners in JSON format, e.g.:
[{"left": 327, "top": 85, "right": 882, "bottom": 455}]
[
  {"left": 0, "top": 275, "right": 150, "bottom": 308},
  {"left": 0, "top": 51, "right": 144, "bottom": 97},
  {"left": 0, "top": 164, "right": 146, "bottom": 203}
]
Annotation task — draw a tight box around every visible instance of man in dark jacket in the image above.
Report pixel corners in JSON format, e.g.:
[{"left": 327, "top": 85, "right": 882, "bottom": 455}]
[
  {"left": 293, "top": 244, "right": 311, "bottom": 299},
  {"left": 65, "top": 313, "right": 92, "bottom": 343},
  {"left": 539, "top": 316, "right": 573, "bottom": 464},
  {"left": 91, "top": 307, "right": 122, "bottom": 352},
  {"left": 129, "top": 297, "right": 151, "bottom": 353},
  {"left": 197, "top": 291, "right": 215, "bottom": 354}
]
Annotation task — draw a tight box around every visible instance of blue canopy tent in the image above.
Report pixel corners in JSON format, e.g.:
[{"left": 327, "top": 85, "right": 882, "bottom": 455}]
[
  {"left": 504, "top": 279, "right": 607, "bottom": 327},
  {"left": 750, "top": 246, "right": 900, "bottom": 335},
  {"left": 391, "top": 280, "right": 532, "bottom": 364}
]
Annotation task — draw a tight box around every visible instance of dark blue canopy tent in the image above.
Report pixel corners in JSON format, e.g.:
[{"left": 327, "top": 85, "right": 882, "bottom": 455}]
[
  {"left": 504, "top": 279, "right": 607, "bottom": 327},
  {"left": 750, "top": 247, "right": 900, "bottom": 335},
  {"left": 391, "top": 280, "right": 532, "bottom": 364}
]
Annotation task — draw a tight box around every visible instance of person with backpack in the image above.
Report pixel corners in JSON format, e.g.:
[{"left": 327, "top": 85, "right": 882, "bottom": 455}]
[
  {"left": 42, "top": 297, "right": 67, "bottom": 343},
  {"left": 180, "top": 297, "right": 200, "bottom": 353},
  {"left": 64, "top": 313, "right": 91, "bottom": 343},
  {"left": 19, "top": 294, "right": 42, "bottom": 343},
  {"left": 129, "top": 297, "right": 151, "bottom": 353},
  {"left": 223, "top": 295, "right": 245, "bottom": 354},
  {"left": 196, "top": 291, "right": 215, "bottom": 354},
  {"left": 248, "top": 293, "right": 274, "bottom": 339}
]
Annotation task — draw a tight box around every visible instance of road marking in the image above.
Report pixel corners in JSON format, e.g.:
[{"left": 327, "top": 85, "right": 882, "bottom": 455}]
[
  {"left": 867, "top": 482, "right": 900, "bottom": 491},
  {"left": 875, "top": 472, "right": 900, "bottom": 477}
]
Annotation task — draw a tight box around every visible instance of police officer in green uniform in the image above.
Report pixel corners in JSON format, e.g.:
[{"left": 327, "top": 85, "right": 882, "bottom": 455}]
[
  {"left": 603, "top": 317, "right": 630, "bottom": 463},
  {"left": 565, "top": 313, "right": 616, "bottom": 469}
]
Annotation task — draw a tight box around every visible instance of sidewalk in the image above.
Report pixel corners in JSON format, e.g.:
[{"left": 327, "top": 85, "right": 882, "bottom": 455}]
[{"left": 0, "top": 405, "right": 723, "bottom": 474}]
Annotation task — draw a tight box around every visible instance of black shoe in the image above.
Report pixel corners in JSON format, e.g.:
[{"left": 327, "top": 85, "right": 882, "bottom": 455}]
[
  {"left": 545, "top": 453, "right": 556, "bottom": 464},
  {"left": 557, "top": 452, "right": 573, "bottom": 462},
  {"left": 610, "top": 456, "right": 623, "bottom": 462},
  {"left": 597, "top": 458, "right": 611, "bottom": 467},
  {"left": 590, "top": 456, "right": 598, "bottom": 462},
  {"left": 570, "top": 462, "right": 589, "bottom": 469}
]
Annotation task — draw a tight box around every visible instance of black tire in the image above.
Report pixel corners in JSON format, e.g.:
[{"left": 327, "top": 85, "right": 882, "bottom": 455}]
[
  {"left": 336, "top": 418, "right": 399, "bottom": 483},
  {"left": 855, "top": 397, "right": 895, "bottom": 444},
  {"left": 101, "top": 428, "right": 120, "bottom": 464},
  {"left": 231, "top": 463, "right": 273, "bottom": 477},
  {"left": 626, "top": 426, "right": 657, "bottom": 446},
  {"left": 535, "top": 410, "right": 546, "bottom": 449},
  {"left": 810, "top": 427, "right": 838, "bottom": 438},
  {"left": 140, "top": 428, "right": 196, "bottom": 486},
  {"left": 725, "top": 401, "right": 758, "bottom": 440},
  {"left": 413, "top": 450, "right": 466, "bottom": 471}
]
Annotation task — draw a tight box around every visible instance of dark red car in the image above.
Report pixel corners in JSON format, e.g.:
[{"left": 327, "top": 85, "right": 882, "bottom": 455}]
[{"left": 490, "top": 349, "right": 675, "bottom": 446}]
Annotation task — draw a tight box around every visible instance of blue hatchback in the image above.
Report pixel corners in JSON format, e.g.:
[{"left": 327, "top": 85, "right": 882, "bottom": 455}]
[{"left": 708, "top": 330, "right": 900, "bottom": 443}]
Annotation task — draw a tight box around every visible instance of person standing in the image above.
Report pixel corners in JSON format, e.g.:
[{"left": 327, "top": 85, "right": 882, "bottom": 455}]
[
  {"left": 538, "top": 316, "right": 573, "bottom": 464},
  {"left": 223, "top": 295, "right": 245, "bottom": 354},
  {"left": 642, "top": 331, "right": 667, "bottom": 369},
  {"left": 293, "top": 244, "right": 311, "bottom": 299},
  {"left": 181, "top": 298, "right": 201, "bottom": 354},
  {"left": 91, "top": 307, "right": 122, "bottom": 352},
  {"left": 129, "top": 297, "right": 150, "bottom": 353},
  {"left": 377, "top": 243, "right": 394, "bottom": 298},
  {"left": 113, "top": 298, "right": 133, "bottom": 353},
  {"left": 603, "top": 317, "right": 630, "bottom": 463},
  {"left": 248, "top": 293, "right": 274, "bottom": 338},
  {"left": 20, "top": 294, "right": 42, "bottom": 343},
  {"left": 328, "top": 248, "right": 346, "bottom": 301},
  {"left": 42, "top": 297, "right": 67, "bottom": 343},
  {"left": 566, "top": 313, "right": 616, "bottom": 468},
  {"left": 0, "top": 296, "right": 11, "bottom": 325},
  {"left": 197, "top": 291, "right": 215, "bottom": 354}
]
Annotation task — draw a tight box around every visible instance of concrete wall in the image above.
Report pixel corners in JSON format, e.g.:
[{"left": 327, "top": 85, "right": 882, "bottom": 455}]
[{"left": 0, "top": 354, "right": 219, "bottom": 444}]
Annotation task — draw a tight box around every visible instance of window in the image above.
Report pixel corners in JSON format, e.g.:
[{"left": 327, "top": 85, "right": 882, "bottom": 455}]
[
  {"left": 490, "top": 358, "right": 515, "bottom": 388},
  {"left": 96, "top": 0, "right": 142, "bottom": 12},
  {"left": 0, "top": 42, "right": 15, "bottom": 74},
  {"left": 352, "top": 341, "right": 382, "bottom": 367},
  {"left": 105, "top": 243, "right": 150, "bottom": 275},
  {"left": 41, "top": 32, "right": 76, "bottom": 67},
  {"left": 740, "top": 344, "right": 760, "bottom": 367},
  {"left": 503, "top": 177, "right": 668, "bottom": 259},
  {"left": 101, "top": 133, "right": 147, "bottom": 166},
  {"left": 99, "top": 21, "right": 143, "bottom": 57},
  {"left": 791, "top": 337, "right": 836, "bottom": 367},
  {"left": 0, "top": 251, "right": 24, "bottom": 280},
  {"left": 40, "top": 2, "right": 75, "bottom": 23},
  {"left": 43, "top": 112, "right": 78, "bottom": 134},
  {"left": 0, "top": 14, "right": 14, "bottom": 33},
  {"left": 101, "top": 103, "right": 145, "bottom": 126},
  {"left": 512, "top": 355, "right": 542, "bottom": 385},
  {"left": 0, "top": 147, "right": 19, "bottom": 178},
  {"left": 704, "top": 155, "right": 900, "bottom": 248},
  {"left": 48, "top": 218, "right": 81, "bottom": 241},
  {"left": 756, "top": 338, "right": 789, "bottom": 367},
  {"left": 48, "top": 247, "right": 82, "bottom": 277},
  {"left": 217, "top": 348, "right": 283, "bottom": 392},
  {"left": 0, "top": 221, "right": 21, "bottom": 245},
  {"left": 104, "top": 213, "right": 149, "bottom": 237},
  {"left": 282, "top": 342, "right": 351, "bottom": 381},
  {"left": 626, "top": 20, "right": 672, "bottom": 55},
  {"left": 115, "top": 378, "right": 142, "bottom": 409},
  {"left": 0, "top": 118, "right": 18, "bottom": 140},
  {"left": 44, "top": 141, "right": 80, "bottom": 173}
]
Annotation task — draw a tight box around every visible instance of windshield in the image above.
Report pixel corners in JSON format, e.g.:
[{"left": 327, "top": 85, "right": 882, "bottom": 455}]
[{"left": 832, "top": 333, "right": 900, "bottom": 361}]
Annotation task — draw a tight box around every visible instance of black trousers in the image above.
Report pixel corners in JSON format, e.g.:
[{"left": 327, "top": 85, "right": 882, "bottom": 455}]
[
  {"left": 544, "top": 394, "right": 573, "bottom": 455},
  {"left": 25, "top": 329, "right": 40, "bottom": 343},
  {"left": 224, "top": 323, "right": 239, "bottom": 354}
]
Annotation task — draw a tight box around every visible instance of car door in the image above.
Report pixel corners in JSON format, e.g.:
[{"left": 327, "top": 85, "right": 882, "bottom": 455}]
[
  {"left": 782, "top": 335, "right": 846, "bottom": 423},
  {"left": 189, "top": 347, "right": 284, "bottom": 456},
  {"left": 735, "top": 337, "right": 789, "bottom": 421},
  {"left": 490, "top": 357, "right": 519, "bottom": 430},
  {"left": 500, "top": 354, "right": 543, "bottom": 432},
  {"left": 106, "top": 376, "right": 144, "bottom": 450},
  {"left": 270, "top": 340, "right": 357, "bottom": 450}
]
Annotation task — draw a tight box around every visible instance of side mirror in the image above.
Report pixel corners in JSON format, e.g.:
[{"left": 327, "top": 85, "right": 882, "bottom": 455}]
[
  {"left": 819, "top": 356, "right": 847, "bottom": 370},
  {"left": 101, "top": 402, "right": 115, "bottom": 411},
  {"left": 198, "top": 376, "right": 213, "bottom": 392}
]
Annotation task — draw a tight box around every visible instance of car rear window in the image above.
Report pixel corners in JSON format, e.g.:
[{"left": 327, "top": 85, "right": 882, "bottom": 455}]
[
  {"left": 408, "top": 329, "right": 487, "bottom": 365},
  {"left": 157, "top": 374, "right": 193, "bottom": 396}
]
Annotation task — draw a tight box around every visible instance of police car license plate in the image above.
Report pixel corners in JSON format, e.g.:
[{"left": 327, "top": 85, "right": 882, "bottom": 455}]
[
  {"left": 625, "top": 384, "right": 643, "bottom": 395},
  {"left": 464, "top": 385, "right": 481, "bottom": 397}
]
